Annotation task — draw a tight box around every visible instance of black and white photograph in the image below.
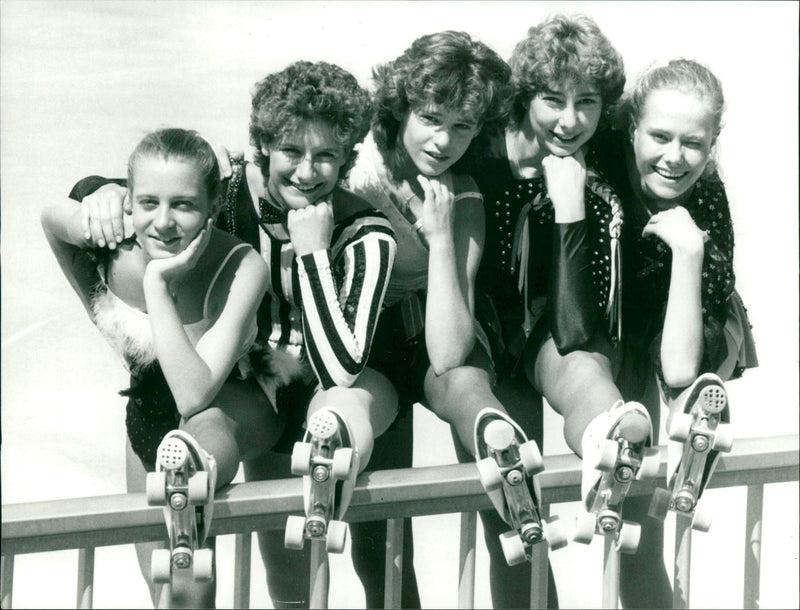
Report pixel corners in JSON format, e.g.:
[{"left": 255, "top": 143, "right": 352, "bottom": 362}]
[{"left": 1, "top": 1, "right": 798, "bottom": 608}]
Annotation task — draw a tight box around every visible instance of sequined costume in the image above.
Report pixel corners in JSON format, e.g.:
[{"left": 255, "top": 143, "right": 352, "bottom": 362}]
[
  {"left": 588, "top": 128, "right": 757, "bottom": 395},
  {"left": 469, "top": 139, "right": 623, "bottom": 378}
]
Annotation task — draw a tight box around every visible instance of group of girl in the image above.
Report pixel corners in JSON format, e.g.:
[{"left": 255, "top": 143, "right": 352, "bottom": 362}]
[{"left": 42, "top": 12, "right": 756, "bottom": 609}]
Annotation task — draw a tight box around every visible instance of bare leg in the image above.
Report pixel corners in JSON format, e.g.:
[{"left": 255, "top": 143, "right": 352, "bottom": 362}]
[
  {"left": 307, "top": 367, "right": 398, "bottom": 471},
  {"left": 530, "top": 336, "right": 623, "bottom": 455},
  {"left": 181, "top": 377, "right": 284, "bottom": 488},
  {"left": 126, "top": 439, "right": 216, "bottom": 608},
  {"left": 424, "top": 345, "right": 506, "bottom": 457}
]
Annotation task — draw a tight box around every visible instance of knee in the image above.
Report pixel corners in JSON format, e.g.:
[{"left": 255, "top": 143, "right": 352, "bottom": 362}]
[
  {"left": 181, "top": 406, "right": 236, "bottom": 442},
  {"left": 425, "top": 365, "right": 491, "bottom": 412}
]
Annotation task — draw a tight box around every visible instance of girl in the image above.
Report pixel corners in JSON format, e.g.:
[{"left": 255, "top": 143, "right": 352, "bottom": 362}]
[
  {"left": 42, "top": 128, "right": 283, "bottom": 608},
  {"left": 462, "top": 15, "right": 657, "bottom": 607},
  {"left": 344, "top": 30, "right": 526, "bottom": 606}
]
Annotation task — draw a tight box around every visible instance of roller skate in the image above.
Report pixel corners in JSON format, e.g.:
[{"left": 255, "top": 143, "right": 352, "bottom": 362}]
[
  {"left": 145, "top": 429, "right": 217, "bottom": 585},
  {"left": 573, "top": 401, "right": 659, "bottom": 554},
  {"left": 649, "top": 373, "right": 733, "bottom": 531},
  {"left": 474, "top": 408, "right": 567, "bottom": 566},
  {"left": 285, "top": 407, "right": 359, "bottom": 554}
]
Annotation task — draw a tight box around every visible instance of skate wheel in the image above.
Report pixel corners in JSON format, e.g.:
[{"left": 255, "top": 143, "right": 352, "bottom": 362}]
[
  {"left": 712, "top": 424, "right": 734, "bottom": 453},
  {"left": 193, "top": 548, "right": 213, "bottom": 582},
  {"left": 542, "top": 516, "right": 568, "bottom": 551},
  {"left": 326, "top": 519, "right": 348, "bottom": 553},
  {"left": 499, "top": 530, "right": 528, "bottom": 566},
  {"left": 188, "top": 471, "right": 211, "bottom": 504},
  {"left": 636, "top": 448, "right": 661, "bottom": 480},
  {"left": 669, "top": 413, "right": 693, "bottom": 443},
  {"left": 476, "top": 457, "right": 504, "bottom": 492},
  {"left": 146, "top": 472, "right": 168, "bottom": 506},
  {"left": 692, "top": 504, "right": 713, "bottom": 532},
  {"left": 519, "top": 440, "right": 544, "bottom": 475},
  {"left": 151, "top": 548, "right": 172, "bottom": 583},
  {"left": 616, "top": 521, "right": 641, "bottom": 554},
  {"left": 573, "top": 511, "right": 597, "bottom": 544},
  {"left": 594, "top": 439, "right": 619, "bottom": 471},
  {"left": 290, "top": 442, "right": 313, "bottom": 476},
  {"left": 332, "top": 448, "right": 354, "bottom": 480},
  {"left": 285, "top": 515, "right": 306, "bottom": 550},
  {"left": 649, "top": 487, "right": 672, "bottom": 521}
]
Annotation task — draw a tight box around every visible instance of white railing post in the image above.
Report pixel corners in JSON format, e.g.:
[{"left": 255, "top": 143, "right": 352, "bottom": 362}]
[
  {"left": 744, "top": 484, "right": 764, "bottom": 609},
  {"left": 1, "top": 554, "right": 14, "bottom": 609},
  {"left": 673, "top": 513, "right": 692, "bottom": 608},
  {"left": 602, "top": 535, "right": 620, "bottom": 609},
  {"left": 76, "top": 547, "right": 95, "bottom": 609},
  {"left": 309, "top": 538, "right": 329, "bottom": 609},
  {"left": 458, "top": 512, "right": 476, "bottom": 609},
  {"left": 529, "top": 504, "right": 549, "bottom": 609},
  {"left": 384, "top": 518, "right": 404, "bottom": 608},
  {"left": 233, "top": 533, "right": 252, "bottom": 609}
]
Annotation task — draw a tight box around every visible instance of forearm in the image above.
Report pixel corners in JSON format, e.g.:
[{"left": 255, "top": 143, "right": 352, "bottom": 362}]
[
  {"left": 143, "top": 274, "right": 220, "bottom": 417},
  {"left": 425, "top": 238, "right": 475, "bottom": 373},
  {"left": 299, "top": 239, "right": 394, "bottom": 388},
  {"left": 548, "top": 220, "right": 598, "bottom": 353},
  {"left": 660, "top": 247, "right": 705, "bottom": 387}
]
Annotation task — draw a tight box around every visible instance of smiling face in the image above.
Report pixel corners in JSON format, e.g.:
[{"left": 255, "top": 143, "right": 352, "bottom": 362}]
[
  {"left": 400, "top": 103, "right": 481, "bottom": 177},
  {"left": 526, "top": 81, "right": 603, "bottom": 157},
  {"left": 130, "top": 156, "right": 212, "bottom": 261},
  {"left": 265, "top": 120, "right": 347, "bottom": 210},
  {"left": 632, "top": 88, "right": 716, "bottom": 203}
]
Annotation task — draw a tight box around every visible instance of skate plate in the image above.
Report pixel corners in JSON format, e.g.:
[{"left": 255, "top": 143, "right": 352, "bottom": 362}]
[
  {"left": 146, "top": 432, "right": 214, "bottom": 584},
  {"left": 476, "top": 415, "right": 567, "bottom": 565},
  {"left": 651, "top": 376, "right": 732, "bottom": 530},
  {"left": 285, "top": 410, "right": 355, "bottom": 554}
]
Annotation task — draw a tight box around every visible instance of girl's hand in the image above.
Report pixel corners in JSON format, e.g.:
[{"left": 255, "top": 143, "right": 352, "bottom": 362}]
[
  {"left": 542, "top": 150, "right": 587, "bottom": 223},
  {"left": 642, "top": 206, "right": 708, "bottom": 254},
  {"left": 417, "top": 173, "right": 455, "bottom": 243},
  {"left": 81, "top": 184, "right": 134, "bottom": 248},
  {"left": 287, "top": 200, "right": 334, "bottom": 256},
  {"left": 145, "top": 219, "right": 214, "bottom": 287},
  {"left": 215, "top": 145, "right": 244, "bottom": 179}
]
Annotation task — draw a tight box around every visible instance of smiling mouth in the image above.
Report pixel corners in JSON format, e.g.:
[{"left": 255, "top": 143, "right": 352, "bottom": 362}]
[
  {"left": 552, "top": 132, "right": 581, "bottom": 144},
  {"left": 653, "top": 167, "right": 688, "bottom": 181},
  {"left": 152, "top": 235, "right": 181, "bottom": 247},
  {"left": 290, "top": 182, "right": 321, "bottom": 193},
  {"left": 424, "top": 151, "right": 449, "bottom": 162}
]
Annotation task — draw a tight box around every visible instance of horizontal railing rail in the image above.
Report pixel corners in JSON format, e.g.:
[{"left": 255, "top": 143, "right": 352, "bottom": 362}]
[{"left": 3, "top": 434, "right": 797, "bottom": 557}]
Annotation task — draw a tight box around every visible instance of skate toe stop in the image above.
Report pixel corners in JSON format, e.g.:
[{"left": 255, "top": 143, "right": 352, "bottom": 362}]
[
  {"left": 484, "top": 419, "right": 515, "bottom": 451},
  {"left": 617, "top": 412, "right": 650, "bottom": 444}
]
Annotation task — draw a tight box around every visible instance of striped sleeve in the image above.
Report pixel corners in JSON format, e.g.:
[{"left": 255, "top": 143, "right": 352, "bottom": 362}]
[{"left": 297, "top": 213, "right": 396, "bottom": 388}]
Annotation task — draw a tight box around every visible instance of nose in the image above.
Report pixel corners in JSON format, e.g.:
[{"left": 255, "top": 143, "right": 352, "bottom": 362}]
[
  {"left": 294, "top": 154, "right": 316, "bottom": 181},
  {"left": 432, "top": 128, "right": 451, "bottom": 150},
  {"left": 154, "top": 203, "right": 175, "bottom": 231},
  {"left": 559, "top": 104, "right": 578, "bottom": 130},
  {"left": 664, "top": 140, "right": 684, "bottom": 165}
]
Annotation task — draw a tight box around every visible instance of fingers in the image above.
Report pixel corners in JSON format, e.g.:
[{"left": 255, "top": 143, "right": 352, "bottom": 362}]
[{"left": 81, "top": 187, "right": 128, "bottom": 248}]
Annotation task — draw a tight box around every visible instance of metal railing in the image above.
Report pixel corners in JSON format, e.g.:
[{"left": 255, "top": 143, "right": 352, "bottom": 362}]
[{"left": 2, "top": 434, "right": 798, "bottom": 609}]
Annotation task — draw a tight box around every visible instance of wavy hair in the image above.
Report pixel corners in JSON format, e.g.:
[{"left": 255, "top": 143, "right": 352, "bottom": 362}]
[
  {"left": 371, "top": 30, "right": 513, "bottom": 175},
  {"left": 249, "top": 61, "right": 372, "bottom": 179},
  {"left": 509, "top": 14, "right": 625, "bottom": 127}
]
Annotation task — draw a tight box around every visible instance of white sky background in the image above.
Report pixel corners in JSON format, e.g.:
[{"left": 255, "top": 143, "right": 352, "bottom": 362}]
[{"left": 1, "top": 1, "right": 798, "bottom": 608}]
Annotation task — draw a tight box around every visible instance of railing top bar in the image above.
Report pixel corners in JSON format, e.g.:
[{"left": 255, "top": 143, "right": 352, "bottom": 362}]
[{"left": 2, "top": 434, "right": 798, "bottom": 555}]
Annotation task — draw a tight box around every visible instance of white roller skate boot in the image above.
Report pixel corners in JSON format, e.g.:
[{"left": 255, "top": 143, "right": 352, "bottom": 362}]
[
  {"left": 649, "top": 373, "right": 732, "bottom": 531},
  {"left": 285, "top": 407, "right": 360, "bottom": 554},
  {"left": 146, "top": 429, "right": 217, "bottom": 584},
  {"left": 574, "top": 401, "right": 659, "bottom": 554},
  {"left": 474, "top": 408, "right": 567, "bottom": 566}
]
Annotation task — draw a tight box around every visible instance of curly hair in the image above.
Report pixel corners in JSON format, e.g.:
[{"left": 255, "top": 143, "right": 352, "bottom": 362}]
[
  {"left": 625, "top": 58, "right": 725, "bottom": 139},
  {"left": 249, "top": 61, "right": 372, "bottom": 178},
  {"left": 371, "top": 30, "right": 513, "bottom": 175},
  {"left": 128, "top": 128, "right": 220, "bottom": 202},
  {"left": 509, "top": 14, "right": 625, "bottom": 127}
]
